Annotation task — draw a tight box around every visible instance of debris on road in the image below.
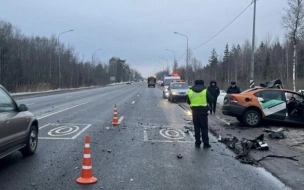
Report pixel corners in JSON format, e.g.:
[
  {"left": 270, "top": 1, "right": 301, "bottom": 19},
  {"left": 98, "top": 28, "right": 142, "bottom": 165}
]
[
  {"left": 257, "top": 155, "right": 299, "bottom": 162},
  {"left": 177, "top": 154, "right": 183, "bottom": 159},
  {"left": 184, "top": 126, "right": 194, "bottom": 131},
  {"left": 218, "top": 134, "right": 269, "bottom": 165},
  {"left": 269, "top": 131, "right": 285, "bottom": 139},
  {"left": 264, "top": 127, "right": 287, "bottom": 139},
  {"left": 107, "top": 150, "right": 112, "bottom": 153}
]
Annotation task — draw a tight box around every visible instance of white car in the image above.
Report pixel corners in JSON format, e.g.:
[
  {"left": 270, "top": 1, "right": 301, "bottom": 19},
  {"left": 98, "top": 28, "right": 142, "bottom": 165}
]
[{"left": 167, "top": 82, "right": 189, "bottom": 102}]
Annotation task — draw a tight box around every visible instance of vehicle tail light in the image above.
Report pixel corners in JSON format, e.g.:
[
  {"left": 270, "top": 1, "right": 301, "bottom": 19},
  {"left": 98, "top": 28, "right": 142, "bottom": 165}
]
[{"left": 229, "top": 96, "right": 238, "bottom": 103}]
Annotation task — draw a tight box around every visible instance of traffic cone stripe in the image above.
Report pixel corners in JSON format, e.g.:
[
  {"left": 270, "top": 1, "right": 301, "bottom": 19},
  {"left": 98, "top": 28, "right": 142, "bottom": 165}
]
[
  {"left": 83, "top": 154, "right": 91, "bottom": 158},
  {"left": 82, "top": 166, "right": 92, "bottom": 170},
  {"left": 76, "top": 135, "right": 97, "bottom": 184},
  {"left": 112, "top": 105, "right": 120, "bottom": 125}
]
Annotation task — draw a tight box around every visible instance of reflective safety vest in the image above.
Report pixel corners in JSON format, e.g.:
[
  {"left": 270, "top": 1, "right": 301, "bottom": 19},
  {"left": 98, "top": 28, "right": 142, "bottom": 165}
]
[{"left": 188, "top": 89, "right": 207, "bottom": 107}]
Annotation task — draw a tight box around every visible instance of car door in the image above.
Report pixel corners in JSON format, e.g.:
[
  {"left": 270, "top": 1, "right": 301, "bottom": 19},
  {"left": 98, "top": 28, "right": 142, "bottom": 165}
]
[
  {"left": 255, "top": 90, "right": 286, "bottom": 120},
  {"left": 284, "top": 91, "right": 304, "bottom": 119},
  {"left": 0, "top": 87, "right": 27, "bottom": 151}
]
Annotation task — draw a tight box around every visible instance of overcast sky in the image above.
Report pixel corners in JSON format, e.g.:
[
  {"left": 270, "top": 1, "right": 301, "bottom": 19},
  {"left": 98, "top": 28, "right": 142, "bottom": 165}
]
[{"left": 0, "top": 0, "right": 287, "bottom": 77}]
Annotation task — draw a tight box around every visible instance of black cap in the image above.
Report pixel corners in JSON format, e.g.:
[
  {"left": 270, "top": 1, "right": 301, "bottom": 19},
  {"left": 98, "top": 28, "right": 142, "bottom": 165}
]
[
  {"left": 195, "top": 80, "right": 204, "bottom": 85},
  {"left": 231, "top": 81, "right": 236, "bottom": 85}
]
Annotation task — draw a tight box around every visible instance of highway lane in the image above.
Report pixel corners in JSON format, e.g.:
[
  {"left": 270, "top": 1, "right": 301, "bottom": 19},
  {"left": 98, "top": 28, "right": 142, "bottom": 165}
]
[{"left": 0, "top": 82, "right": 288, "bottom": 189}]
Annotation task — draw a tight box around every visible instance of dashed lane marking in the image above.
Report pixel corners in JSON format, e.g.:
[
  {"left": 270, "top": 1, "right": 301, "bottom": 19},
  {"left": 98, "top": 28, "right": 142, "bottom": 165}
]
[
  {"left": 118, "top": 116, "right": 124, "bottom": 124},
  {"left": 132, "top": 101, "right": 135, "bottom": 104},
  {"left": 36, "top": 93, "right": 111, "bottom": 120}
]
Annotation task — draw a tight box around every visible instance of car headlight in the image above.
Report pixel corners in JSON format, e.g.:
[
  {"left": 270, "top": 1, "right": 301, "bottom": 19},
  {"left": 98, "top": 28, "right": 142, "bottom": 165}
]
[
  {"left": 172, "top": 92, "right": 177, "bottom": 95},
  {"left": 165, "top": 89, "right": 168, "bottom": 92},
  {"left": 165, "top": 92, "right": 169, "bottom": 96}
]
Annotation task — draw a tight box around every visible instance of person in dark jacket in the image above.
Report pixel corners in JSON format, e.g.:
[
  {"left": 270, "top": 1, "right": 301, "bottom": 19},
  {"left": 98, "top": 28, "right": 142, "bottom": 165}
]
[
  {"left": 187, "top": 80, "right": 213, "bottom": 148},
  {"left": 207, "top": 80, "right": 220, "bottom": 115},
  {"left": 227, "top": 81, "right": 241, "bottom": 94}
]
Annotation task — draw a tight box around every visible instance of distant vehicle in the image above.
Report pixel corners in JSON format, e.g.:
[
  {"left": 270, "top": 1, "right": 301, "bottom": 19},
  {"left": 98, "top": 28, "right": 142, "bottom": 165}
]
[
  {"left": 222, "top": 79, "right": 304, "bottom": 127},
  {"left": 299, "top": 89, "right": 304, "bottom": 94},
  {"left": 147, "top": 76, "right": 156, "bottom": 88},
  {"left": 126, "top": 81, "right": 131, "bottom": 84},
  {"left": 0, "top": 85, "right": 39, "bottom": 159},
  {"left": 162, "top": 73, "right": 181, "bottom": 98},
  {"left": 167, "top": 81, "right": 189, "bottom": 102}
]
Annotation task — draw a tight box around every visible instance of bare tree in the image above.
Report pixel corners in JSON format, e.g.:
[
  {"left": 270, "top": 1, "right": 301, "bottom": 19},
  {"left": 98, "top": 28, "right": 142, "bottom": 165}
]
[{"left": 282, "top": 0, "right": 304, "bottom": 91}]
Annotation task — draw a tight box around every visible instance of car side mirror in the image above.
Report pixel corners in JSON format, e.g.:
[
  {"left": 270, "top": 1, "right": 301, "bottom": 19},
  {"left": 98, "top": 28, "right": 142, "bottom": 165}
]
[{"left": 19, "top": 104, "right": 28, "bottom": 112}]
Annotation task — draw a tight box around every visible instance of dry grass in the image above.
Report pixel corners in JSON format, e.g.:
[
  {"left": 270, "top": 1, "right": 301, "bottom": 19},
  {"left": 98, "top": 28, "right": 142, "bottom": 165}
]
[{"left": 16, "top": 83, "right": 53, "bottom": 92}]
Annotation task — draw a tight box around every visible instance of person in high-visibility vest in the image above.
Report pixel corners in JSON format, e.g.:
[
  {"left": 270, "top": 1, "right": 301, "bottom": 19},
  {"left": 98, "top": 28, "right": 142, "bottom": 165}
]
[{"left": 187, "top": 80, "right": 213, "bottom": 148}]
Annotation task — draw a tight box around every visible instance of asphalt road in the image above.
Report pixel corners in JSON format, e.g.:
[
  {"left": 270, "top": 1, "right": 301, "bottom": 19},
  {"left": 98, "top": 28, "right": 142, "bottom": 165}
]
[{"left": 0, "top": 82, "right": 289, "bottom": 190}]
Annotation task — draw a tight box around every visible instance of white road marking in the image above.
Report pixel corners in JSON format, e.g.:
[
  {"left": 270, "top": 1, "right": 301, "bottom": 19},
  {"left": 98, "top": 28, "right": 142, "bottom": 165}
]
[
  {"left": 39, "top": 123, "right": 51, "bottom": 129},
  {"left": 39, "top": 137, "right": 72, "bottom": 140},
  {"left": 159, "top": 129, "right": 185, "bottom": 140},
  {"left": 144, "top": 127, "right": 193, "bottom": 143},
  {"left": 39, "top": 124, "right": 92, "bottom": 140},
  {"left": 145, "top": 140, "right": 193, "bottom": 143},
  {"left": 188, "top": 131, "right": 195, "bottom": 141},
  {"left": 132, "top": 101, "right": 135, "bottom": 104},
  {"left": 216, "top": 116, "right": 231, "bottom": 125},
  {"left": 144, "top": 128, "right": 148, "bottom": 141},
  {"left": 37, "top": 94, "right": 109, "bottom": 120},
  {"left": 137, "top": 95, "right": 139, "bottom": 97},
  {"left": 72, "top": 124, "right": 92, "bottom": 139},
  {"left": 118, "top": 116, "right": 124, "bottom": 124}
]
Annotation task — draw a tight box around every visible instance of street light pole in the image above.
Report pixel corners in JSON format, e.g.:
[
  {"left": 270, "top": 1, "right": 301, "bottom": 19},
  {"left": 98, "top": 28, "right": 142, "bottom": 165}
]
[
  {"left": 91, "top": 49, "right": 102, "bottom": 65},
  {"left": 174, "top": 32, "right": 188, "bottom": 82},
  {"left": 165, "top": 49, "right": 176, "bottom": 70},
  {"left": 250, "top": 0, "right": 256, "bottom": 88},
  {"left": 58, "top": 29, "right": 73, "bottom": 88},
  {"left": 161, "top": 57, "right": 169, "bottom": 71}
]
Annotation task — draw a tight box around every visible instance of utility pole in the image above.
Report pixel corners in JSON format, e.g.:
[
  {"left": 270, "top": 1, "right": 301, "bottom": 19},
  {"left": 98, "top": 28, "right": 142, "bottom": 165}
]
[{"left": 250, "top": 0, "right": 256, "bottom": 88}]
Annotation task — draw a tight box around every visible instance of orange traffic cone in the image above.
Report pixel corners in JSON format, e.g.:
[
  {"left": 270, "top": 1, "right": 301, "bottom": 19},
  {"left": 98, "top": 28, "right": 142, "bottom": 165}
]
[
  {"left": 112, "top": 105, "right": 119, "bottom": 125},
  {"left": 76, "top": 135, "right": 97, "bottom": 184}
]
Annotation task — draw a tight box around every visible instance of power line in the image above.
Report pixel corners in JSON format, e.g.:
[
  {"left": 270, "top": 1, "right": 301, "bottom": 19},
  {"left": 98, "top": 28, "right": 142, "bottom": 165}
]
[
  {"left": 192, "top": 1, "right": 253, "bottom": 50},
  {"left": 176, "top": 1, "right": 253, "bottom": 62}
]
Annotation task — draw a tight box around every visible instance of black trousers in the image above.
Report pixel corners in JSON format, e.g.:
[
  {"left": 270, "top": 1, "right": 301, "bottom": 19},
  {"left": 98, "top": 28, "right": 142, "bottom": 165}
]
[
  {"left": 192, "top": 109, "right": 209, "bottom": 145},
  {"left": 209, "top": 100, "right": 217, "bottom": 114}
]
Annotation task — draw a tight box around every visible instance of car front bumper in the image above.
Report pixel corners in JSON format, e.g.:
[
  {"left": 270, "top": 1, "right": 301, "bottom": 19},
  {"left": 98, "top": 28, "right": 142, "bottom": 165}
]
[{"left": 171, "top": 94, "right": 188, "bottom": 101}]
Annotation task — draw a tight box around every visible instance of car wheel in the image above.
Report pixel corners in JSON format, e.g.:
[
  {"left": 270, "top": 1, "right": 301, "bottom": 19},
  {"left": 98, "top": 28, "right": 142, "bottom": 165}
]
[
  {"left": 242, "top": 109, "right": 261, "bottom": 127},
  {"left": 21, "top": 125, "right": 38, "bottom": 156}
]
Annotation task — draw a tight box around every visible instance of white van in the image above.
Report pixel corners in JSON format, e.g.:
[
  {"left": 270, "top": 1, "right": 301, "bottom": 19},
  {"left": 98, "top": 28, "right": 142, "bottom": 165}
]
[{"left": 162, "top": 76, "right": 181, "bottom": 98}]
